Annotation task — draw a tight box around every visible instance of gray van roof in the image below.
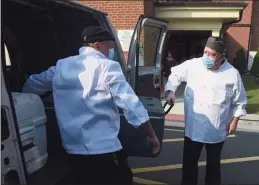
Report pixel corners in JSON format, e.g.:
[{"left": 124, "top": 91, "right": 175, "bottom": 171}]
[
  {"left": 8, "top": 0, "right": 108, "bottom": 16},
  {"left": 51, "top": 0, "right": 108, "bottom": 16}
]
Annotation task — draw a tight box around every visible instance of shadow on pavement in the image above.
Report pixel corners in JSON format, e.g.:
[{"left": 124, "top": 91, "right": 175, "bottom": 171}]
[{"left": 130, "top": 130, "right": 259, "bottom": 185}]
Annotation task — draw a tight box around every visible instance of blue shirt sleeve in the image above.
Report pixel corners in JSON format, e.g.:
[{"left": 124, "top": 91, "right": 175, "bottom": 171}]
[
  {"left": 104, "top": 62, "right": 149, "bottom": 128},
  {"left": 23, "top": 66, "right": 56, "bottom": 95}
]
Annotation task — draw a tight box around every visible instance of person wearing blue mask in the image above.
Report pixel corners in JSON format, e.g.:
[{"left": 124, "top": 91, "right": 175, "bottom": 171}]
[
  {"left": 22, "top": 26, "right": 160, "bottom": 185},
  {"left": 165, "top": 36, "right": 247, "bottom": 185}
]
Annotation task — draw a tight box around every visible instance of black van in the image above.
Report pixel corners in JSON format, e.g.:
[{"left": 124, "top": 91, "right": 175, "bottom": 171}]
[{"left": 1, "top": 0, "right": 169, "bottom": 184}]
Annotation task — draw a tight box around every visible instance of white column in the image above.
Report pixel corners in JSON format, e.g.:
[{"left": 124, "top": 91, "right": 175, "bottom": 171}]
[{"left": 212, "top": 30, "right": 220, "bottom": 37}]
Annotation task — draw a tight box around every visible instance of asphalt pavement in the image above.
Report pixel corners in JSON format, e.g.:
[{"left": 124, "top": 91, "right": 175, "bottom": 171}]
[{"left": 129, "top": 124, "right": 259, "bottom": 185}]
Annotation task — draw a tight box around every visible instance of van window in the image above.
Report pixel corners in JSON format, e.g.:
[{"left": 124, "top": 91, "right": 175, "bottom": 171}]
[
  {"left": 4, "top": 44, "right": 11, "bottom": 66},
  {"left": 139, "top": 25, "right": 162, "bottom": 67}
]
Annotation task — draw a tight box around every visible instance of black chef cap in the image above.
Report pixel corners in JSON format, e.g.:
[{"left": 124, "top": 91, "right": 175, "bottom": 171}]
[
  {"left": 81, "top": 26, "right": 115, "bottom": 43},
  {"left": 205, "top": 37, "right": 226, "bottom": 53}
]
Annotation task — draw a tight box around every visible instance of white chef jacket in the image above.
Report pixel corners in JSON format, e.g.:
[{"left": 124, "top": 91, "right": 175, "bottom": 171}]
[
  {"left": 23, "top": 47, "right": 149, "bottom": 155},
  {"left": 165, "top": 57, "right": 247, "bottom": 143}
]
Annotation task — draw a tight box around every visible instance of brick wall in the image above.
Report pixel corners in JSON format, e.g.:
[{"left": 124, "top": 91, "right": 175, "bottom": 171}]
[
  {"left": 224, "top": 0, "right": 253, "bottom": 62},
  {"left": 250, "top": 0, "right": 259, "bottom": 51},
  {"left": 83, "top": 0, "right": 143, "bottom": 31},
  {"left": 79, "top": 0, "right": 155, "bottom": 60},
  {"left": 82, "top": 0, "right": 154, "bottom": 30},
  {"left": 81, "top": 0, "right": 145, "bottom": 59}
]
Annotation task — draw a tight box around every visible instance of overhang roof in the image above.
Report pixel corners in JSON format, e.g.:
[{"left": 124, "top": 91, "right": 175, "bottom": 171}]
[
  {"left": 154, "top": 0, "right": 247, "bottom": 8},
  {"left": 155, "top": 2, "right": 246, "bottom": 22}
]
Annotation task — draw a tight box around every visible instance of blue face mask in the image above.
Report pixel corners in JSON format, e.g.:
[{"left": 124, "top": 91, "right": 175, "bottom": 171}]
[
  {"left": 202, "top": 55, "right": 216, "bottom": 68},
  {"left": 108, "top": 48, "right": 115, "bottom": 60}
]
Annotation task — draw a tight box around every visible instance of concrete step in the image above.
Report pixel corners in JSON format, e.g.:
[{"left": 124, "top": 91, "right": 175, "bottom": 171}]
[{"left": 165, "top": 120, "right": 259, "bottom": 132}]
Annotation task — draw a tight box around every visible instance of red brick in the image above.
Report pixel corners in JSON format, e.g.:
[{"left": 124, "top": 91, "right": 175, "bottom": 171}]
[
  {"left": 81, "top": 0, "right": 149, "bottom": 60},
  {"left": 225, "top": 27, "right": 250, "bottom": 62},
  {"left": 82, "top": 0, "right": 144, "bottom": 31},
  {"left": 224, "top": 0, "right": 253, "bottom": 62}
]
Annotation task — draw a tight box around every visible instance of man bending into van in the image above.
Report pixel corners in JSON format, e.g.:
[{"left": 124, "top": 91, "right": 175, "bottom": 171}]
[{"left": 23, "top": 26, "right": 160, "bottom": 185}]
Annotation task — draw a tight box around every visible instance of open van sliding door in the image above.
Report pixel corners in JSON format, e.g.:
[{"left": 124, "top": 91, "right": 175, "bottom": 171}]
[
  {"left": 1, "top": 42, "right": 27, "bottom": 185},
  {"left": 118, "top": 15, "right": 168, "bottom": 157}
]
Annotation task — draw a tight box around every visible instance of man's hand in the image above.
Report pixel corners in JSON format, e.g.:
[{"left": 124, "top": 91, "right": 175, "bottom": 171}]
[
  {"left": 141, "top": 121, "right": 160, "bottom": 155},
  {"left": 147, "top": 135, "right": 160, "bottom": 155},
  {"left": 166, "top": 91, "right": 176, "bottom": 105},
  {"left": 228, "top": 118, "right": 238, "bottom": 134}
]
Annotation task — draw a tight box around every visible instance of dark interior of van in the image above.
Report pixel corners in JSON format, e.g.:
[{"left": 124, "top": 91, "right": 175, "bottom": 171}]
[{"left": 2, "top": 0, "right": 103, "bottom": 184}]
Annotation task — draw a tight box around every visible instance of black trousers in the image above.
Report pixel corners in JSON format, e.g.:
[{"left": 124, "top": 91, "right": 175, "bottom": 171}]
[
  {"left": 182, "top": 137, "right": 224, "bottom": 185},
  {"left": 68, "top": 149, "right": 133, "bottom": 185}
]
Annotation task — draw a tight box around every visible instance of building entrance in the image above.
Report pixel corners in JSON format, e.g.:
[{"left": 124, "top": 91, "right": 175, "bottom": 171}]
[{"left": 163, "top": 30, "right": 211, "bottom": 64}]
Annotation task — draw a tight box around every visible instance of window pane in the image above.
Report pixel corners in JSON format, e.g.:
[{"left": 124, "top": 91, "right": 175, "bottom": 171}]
[{"left": 139, "top": 25, "right": 162, "bottom": 67}]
